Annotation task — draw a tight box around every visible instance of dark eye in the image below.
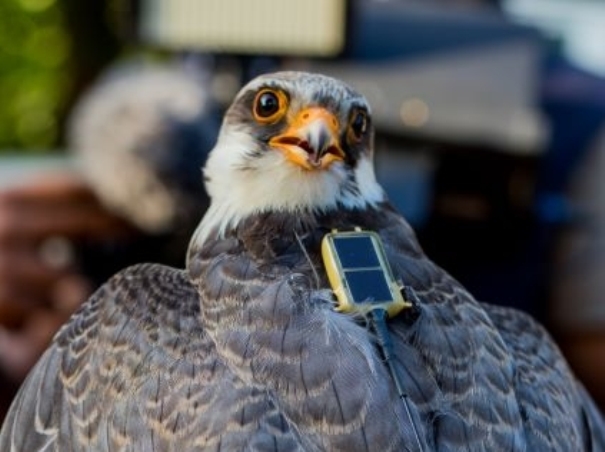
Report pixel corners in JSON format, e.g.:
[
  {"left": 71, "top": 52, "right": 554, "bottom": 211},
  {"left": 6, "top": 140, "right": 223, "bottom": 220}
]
[
  {"left": 349, "top": 110, "right": 368, "bottom": 141},
  {"left": 253, "top": 89, "right": 286, "bottom": 122}
]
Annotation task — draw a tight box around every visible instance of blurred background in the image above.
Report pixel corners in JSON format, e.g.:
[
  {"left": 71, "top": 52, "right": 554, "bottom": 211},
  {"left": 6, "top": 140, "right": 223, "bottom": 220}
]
[{"left": 1, "top": 0, "right": 604, "bottom": 416}]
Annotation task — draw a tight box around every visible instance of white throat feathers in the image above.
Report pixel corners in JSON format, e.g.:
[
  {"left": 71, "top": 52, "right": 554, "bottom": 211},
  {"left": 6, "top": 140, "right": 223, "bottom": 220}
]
[{"left": 189, "top": 71, "right": 386, "bottom": 248}]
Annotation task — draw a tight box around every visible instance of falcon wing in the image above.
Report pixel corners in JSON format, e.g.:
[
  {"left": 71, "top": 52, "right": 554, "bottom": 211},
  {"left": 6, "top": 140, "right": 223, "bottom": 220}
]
[
  {"left": 484, "top": 303, "right": 605, "bottom": 451},
  {"left": 0, "top": 264, "right": 299, "bottom": 452},
  {"left": 376, "top": 205, "right": 605, "bottom": 450}
]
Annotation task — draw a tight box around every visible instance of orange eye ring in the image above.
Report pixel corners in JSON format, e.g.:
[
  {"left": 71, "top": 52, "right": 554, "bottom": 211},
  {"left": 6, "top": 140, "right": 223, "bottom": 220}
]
[
  {"left": 253, "top": 89, "right": 289, "bottom": 124},
  {"left": 348, "top": 109, "right": 368, "bottom": 143}
]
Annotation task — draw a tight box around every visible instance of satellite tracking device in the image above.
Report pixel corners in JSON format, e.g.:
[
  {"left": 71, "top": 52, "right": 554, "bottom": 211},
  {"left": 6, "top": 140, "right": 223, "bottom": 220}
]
[
  {"left": 322, "top": 229, "right": 424, "bottom": 451},
  {"left": 321, "top": 229, "right": 412, "bottom": 317}
]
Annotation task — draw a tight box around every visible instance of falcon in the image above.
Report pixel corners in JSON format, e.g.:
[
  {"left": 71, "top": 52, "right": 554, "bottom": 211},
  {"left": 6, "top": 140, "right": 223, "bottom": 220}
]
[{"left": 1, "top": 71, "right": 604, "bottom": 451}]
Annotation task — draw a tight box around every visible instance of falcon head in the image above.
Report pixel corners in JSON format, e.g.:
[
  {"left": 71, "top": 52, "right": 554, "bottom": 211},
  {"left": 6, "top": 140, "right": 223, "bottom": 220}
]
[{"left": 194, "top": 71, "right": 385, "bottom": 244}]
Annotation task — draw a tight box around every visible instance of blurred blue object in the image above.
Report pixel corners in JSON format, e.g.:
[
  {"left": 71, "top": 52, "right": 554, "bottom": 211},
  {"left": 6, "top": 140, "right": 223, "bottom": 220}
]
[
  {"left": 375, "top": 146, "right": 434, "bottom": 227},
  {"left": 345, "top": 1, "right": 541, "bottom": 62}
]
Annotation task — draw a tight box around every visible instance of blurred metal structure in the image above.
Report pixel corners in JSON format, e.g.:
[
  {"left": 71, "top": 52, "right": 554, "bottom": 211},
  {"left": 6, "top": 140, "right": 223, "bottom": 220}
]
[{"left": 303, "top": 38, "right": 546, "bottom": 154}]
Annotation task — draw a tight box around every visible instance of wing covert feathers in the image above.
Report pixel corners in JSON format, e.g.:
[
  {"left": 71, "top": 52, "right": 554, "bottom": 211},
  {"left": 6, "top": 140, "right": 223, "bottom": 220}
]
[{"left": 0, "top": 264, "right": 299, "bottom": 452}]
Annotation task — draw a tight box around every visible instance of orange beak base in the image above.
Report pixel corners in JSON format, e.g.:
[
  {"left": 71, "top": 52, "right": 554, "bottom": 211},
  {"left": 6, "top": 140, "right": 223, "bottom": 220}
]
[{"left": 269, "top": 107, "right": 345, "bottom": 170}]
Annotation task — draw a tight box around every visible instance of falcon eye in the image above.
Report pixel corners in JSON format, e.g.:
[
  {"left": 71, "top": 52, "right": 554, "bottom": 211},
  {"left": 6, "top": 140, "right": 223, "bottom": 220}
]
[
  {"left": 253, "top": 89, "right": 288, "bottom": 123},
  {"left": 349, "top": 110, "right": 368, "bottom": 142},
  {"left": 256, "top": 92, "right": 279, "bottom": 116}
]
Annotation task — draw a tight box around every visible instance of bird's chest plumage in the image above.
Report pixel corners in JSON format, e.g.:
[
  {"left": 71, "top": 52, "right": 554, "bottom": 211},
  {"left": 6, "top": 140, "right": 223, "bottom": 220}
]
[
  {"left": 187, "top": 212, "right": 426, "bottom": 450},
  {"left": 186, "top": 208, "right": 535, "bottom": 451},
  {"left": 187, "top": 202, "right": 604, "bottom": 452}
]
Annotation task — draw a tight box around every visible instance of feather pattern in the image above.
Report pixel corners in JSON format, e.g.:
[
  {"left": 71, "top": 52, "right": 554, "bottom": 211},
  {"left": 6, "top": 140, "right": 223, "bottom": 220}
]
[{"left": 0, "top": 265, "right": 302, "bottom": 452}]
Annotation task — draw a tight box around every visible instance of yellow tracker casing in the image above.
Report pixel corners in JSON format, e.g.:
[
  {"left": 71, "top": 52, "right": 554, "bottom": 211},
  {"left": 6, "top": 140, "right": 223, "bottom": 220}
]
[{"left": 321, "top": 229, "right": 412, "bottom": 318}]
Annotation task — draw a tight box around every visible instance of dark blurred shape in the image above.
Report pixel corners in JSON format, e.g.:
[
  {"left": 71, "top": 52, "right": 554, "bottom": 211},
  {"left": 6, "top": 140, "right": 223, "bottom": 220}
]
[
  {"left": 68, "top": 59, "right": 217, "bottom": 238},
  {"left": 62, "top": 0, "right": 121, "bottom": 95},
  {"left": 345, "top": 0, "right": 534, "bottom": 62},
  {"left": 545, "top": 67, "right": 605, "bottom": 410}
]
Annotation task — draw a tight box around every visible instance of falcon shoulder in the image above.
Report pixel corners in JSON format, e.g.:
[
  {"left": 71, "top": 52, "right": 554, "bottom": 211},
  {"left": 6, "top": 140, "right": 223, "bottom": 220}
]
[
  {"left": 484, "top": 303, "right": 605, "bottom": 451},
  {"left": 0, "top": 264, "right": 299, "bottom": 452},
  {"left": 370, "top": 204, "right": 605, "bottom": 450}
]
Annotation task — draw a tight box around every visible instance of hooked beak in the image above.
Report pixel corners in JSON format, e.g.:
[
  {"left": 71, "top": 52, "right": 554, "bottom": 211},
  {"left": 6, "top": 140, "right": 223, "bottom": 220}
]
[{"left": 269, "top": 107, "right": 345, "bottom": 170}]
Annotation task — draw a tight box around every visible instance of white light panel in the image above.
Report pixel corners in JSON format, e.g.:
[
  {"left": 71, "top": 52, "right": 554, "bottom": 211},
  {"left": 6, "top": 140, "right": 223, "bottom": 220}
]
[{"left": 140, "top": 0, "right": 347, "bottom": 57}]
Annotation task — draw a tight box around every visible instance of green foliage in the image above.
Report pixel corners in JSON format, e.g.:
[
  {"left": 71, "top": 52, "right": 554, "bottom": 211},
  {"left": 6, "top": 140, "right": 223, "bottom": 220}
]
[{"left": 0, "top": 0, "right": 72, "bottom": 151}]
